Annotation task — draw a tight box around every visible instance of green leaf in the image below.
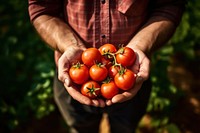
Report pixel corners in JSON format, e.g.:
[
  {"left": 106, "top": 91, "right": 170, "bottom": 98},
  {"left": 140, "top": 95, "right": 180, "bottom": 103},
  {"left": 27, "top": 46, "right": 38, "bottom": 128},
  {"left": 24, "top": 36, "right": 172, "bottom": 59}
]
[{"left": 165, "top": 123, "right": 181, "bottom": 133}]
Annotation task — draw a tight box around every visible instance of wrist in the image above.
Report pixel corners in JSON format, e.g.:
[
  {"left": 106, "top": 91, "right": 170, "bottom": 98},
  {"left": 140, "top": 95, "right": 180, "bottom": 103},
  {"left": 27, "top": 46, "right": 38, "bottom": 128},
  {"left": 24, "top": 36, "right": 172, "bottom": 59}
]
[
  {"left": 33, "top": 15, "right": 86, "bottom": 53},
  {"left": 126, "top": 41, "right": 151, "bottom": 56},
  {"left": 59, "top": 32, "right": 86, "bottom": 53}
]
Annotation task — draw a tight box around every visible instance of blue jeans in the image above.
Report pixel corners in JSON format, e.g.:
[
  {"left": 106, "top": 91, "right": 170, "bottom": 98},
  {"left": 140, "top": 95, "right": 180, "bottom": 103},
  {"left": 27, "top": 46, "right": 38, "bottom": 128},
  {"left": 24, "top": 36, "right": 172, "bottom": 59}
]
[{"left": 53, "top": 74, "right": 151, "bottom": 133}]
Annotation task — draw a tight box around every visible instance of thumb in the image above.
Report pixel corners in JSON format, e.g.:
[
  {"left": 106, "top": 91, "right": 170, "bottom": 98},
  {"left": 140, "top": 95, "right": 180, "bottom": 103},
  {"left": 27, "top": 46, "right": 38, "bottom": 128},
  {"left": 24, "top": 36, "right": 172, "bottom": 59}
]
[
  {"left": 135, "top": 74, "right": 144, "bottom": 84},
  {"left": 57, "top": 52, "right": 72, "bottom": 86},
  {"left": 64, "top": 74, "right": 71, "bottom": 87}
]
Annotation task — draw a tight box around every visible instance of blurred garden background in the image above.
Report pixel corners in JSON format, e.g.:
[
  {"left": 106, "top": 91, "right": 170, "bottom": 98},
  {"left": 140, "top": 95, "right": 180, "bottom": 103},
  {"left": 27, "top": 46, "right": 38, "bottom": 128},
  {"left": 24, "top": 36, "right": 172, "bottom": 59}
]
[{"left": 0, "top": 1, "right": 200, "bottom": 133}]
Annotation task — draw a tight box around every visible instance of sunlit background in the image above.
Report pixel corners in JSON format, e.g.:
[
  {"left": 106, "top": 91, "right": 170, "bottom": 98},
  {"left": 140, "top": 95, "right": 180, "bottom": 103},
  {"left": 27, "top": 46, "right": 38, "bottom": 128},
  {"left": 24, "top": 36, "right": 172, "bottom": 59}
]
[{"left": 0, "top": 1, "right": 199, "bottom": 133}]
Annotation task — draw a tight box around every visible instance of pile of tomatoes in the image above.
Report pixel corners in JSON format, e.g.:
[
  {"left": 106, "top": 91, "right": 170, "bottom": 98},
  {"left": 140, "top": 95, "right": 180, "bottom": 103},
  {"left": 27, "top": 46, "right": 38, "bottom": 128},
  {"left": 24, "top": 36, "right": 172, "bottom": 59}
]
[{"left": 69, "top": 44, "right": 136, "bottom": 99}]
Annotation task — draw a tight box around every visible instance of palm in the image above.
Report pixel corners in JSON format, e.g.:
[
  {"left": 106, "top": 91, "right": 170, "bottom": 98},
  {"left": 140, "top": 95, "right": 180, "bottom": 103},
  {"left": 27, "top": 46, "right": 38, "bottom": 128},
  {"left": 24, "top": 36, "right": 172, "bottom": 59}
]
[
  {"left": 58, "top": 47, "right": 106, "bottom": 107},
  {"left": 107, "top": 48, "right": 150, "bottom": 105}
]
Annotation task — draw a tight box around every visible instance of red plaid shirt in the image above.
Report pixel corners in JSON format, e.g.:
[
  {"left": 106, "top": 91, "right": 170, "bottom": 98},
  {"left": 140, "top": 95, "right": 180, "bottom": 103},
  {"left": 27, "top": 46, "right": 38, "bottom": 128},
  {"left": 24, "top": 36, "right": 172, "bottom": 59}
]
[{"left": 29, "top": 0, "right": 185, "bottom": 48}]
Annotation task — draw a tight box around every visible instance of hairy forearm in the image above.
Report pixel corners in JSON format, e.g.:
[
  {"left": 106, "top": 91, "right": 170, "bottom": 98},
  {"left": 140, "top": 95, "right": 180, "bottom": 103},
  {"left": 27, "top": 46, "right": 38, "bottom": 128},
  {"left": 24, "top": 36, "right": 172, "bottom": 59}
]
[
  {"left": 127, "top": 16, "right": 176, "bottom": 55},
  {"left": 32, "top": 15, "right": 85, "bottom": 53}
]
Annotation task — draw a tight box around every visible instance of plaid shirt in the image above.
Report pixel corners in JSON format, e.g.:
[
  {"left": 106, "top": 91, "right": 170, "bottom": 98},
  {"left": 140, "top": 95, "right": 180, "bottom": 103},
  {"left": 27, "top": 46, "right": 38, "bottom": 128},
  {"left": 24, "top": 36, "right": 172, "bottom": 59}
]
[{"left": 29, "top": 0, "right": 185, "bottom": 48}]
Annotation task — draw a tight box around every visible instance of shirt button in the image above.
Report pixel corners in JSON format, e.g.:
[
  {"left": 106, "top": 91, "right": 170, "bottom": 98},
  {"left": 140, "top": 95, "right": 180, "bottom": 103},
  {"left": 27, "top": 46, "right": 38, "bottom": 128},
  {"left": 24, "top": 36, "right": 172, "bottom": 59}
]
[
  {"left": 101, "top": 34, "right": 106, "bottom": 38},
  {"left": 101, "top": 0, "right": 105, "bottom": 4}
]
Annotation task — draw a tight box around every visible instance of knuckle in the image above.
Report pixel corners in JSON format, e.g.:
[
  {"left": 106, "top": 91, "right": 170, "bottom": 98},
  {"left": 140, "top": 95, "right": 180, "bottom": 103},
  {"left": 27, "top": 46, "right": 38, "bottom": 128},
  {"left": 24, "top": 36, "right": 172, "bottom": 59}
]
[{"left": 58, "top": 73, "right": 64, "bottom": 82}]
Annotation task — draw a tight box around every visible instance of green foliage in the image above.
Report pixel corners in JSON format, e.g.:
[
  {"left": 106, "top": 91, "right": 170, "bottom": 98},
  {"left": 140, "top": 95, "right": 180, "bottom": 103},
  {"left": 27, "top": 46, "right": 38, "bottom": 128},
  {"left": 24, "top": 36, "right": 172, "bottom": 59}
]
[
  {"left": 170, "top": 0, "right": 200, "bottom": 60},
  {"left": 146, "top": 1, "right": 200, "bottom": 132},
  {"left": 0, "top": 0, "right": 55, "bottom": 131}
]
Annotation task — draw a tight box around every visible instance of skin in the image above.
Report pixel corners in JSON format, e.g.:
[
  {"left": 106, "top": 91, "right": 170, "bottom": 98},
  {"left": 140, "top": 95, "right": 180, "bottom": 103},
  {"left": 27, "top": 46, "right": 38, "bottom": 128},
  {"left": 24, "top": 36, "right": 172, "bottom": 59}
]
[{"left": 32, "top": 14, "right": 176, "bottom": 107}]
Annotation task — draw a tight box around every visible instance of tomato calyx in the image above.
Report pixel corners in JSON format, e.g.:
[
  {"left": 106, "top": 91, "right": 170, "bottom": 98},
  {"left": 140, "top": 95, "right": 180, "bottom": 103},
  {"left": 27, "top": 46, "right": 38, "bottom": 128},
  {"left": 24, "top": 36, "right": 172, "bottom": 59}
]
[
  {"left": 102, "top": 77, "right": 112, "bottom": 84},
  {"left": 86, "top": 84, "right": 100, "bottom": 97},
  {"left": 71, "top": 62, "right": 83, "bottom": 69},
  {"left": 115, "top": 44, "right": 126, "bottom": 54},
  {"left": 118, "top": 67, "right": 127, "bottom": 76},
  {"left": 116, "top": 47, "right": 125, "bottom": 55},
  {"left": 95, "top": 62, "right": 106, "bottom": 68}
]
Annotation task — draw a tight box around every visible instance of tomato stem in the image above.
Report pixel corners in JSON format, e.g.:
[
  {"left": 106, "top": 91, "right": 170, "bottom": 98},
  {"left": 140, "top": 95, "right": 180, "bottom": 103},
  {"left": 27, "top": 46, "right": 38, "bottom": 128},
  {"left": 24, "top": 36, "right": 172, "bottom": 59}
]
[
  {"left": 115, "top": 47, "right": 125, "bottom": 55},
  {"left": 102, "top": 47, "right": 126, "bottom": 75}
]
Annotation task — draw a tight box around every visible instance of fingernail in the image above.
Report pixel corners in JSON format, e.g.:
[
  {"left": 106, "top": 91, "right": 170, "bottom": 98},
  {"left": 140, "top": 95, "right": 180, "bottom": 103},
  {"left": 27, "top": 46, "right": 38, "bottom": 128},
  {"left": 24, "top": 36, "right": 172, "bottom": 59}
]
[{"left": 137, "top": 76, "right": 143, "bottom": 83}]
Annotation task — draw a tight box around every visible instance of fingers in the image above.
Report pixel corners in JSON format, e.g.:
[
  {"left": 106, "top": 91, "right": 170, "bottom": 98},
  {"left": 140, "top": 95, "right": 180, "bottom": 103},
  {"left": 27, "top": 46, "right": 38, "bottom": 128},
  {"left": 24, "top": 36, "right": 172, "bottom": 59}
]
[
  {"left": 57, "top": 47, "right": 85, "bottom": 84},
  {"left": 58, "top": 48, "right": 150, "bottom": 107},
  {"left": 106, "top": 100, "right": 112, "bottom": 106},
  {"left": 54, "top": 50, "right": 62, "bottom": 67},
  {"left": 64, "top": 83, "right": 106, "bottom": 107},
  {"left": 108, "top": 50, "right": 150, "bottom": 105},
  {"left": 110, "top": 75, "right": 144, "bottom": 104},
  {"left": 57, "top": 52, "right": 72, "bottom": 87},
  {"left": 64, "top": 84, "right": 92, "bottom": 105},
  {"left": 92, "top": 99, "right": 106, "bottom": 107},
  {"left": 131, "top": 52, "right": 140, "bottom": 74},
  {"left": 137, "top": 51, "right": 150, "bottom": 81},
  {"left": 137, "top": 62, "right": 150, "bottom": 82},
  {"left": 57, "top": 50, "right": 106, "bottom": 107},
  {"left": 57, "top": 47, "right": 107, "bottom": 107}
]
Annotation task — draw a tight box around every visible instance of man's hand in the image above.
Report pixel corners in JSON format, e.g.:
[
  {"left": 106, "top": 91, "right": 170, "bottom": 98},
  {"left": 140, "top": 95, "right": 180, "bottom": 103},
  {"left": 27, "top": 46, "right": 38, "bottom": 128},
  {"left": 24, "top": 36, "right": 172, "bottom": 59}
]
[
  {"left": 105, "top": 18, "right": 177, "bottom": 106},
  {"left": 57, "top": 47, "right": 106, "bottom": 107},
  {"left": 106, "top": 48, "right": 150, "bottom": 106}
]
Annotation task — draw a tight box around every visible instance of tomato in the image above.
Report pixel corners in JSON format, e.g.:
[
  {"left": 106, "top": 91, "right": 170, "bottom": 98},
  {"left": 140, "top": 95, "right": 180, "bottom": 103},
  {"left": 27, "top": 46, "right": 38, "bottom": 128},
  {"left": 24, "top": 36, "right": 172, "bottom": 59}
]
[
  {"left": 101, "top": 81, "right": 119, "bottom": 99},
  {"left": 116, "top": 47, "right": 136, "bottom": 67},
  {"left": 89, "top": 63, "right": 108, "bottom": 81},
  {"left": 108, "top": 65, "right": 120, "bottom": 78},
  {"left": 81, "top": 81, "right": 101, "bottom": 99},
  {"left": 99, "top": 44, "right": 117, "bottom": 62},
  {"left": 81, "top": 48, "right": 102, "bottom": 67},
  {"left": 99, "top": 43, "right": 117, "bottom": 55},
  {"left": 101, "top": 56, "right": 113, "bottom": 68},
  {"left": 114, "top": 69, "right": 136, "bottom": 90},
  {"left": 69, "top": 63, "right": 89, "bottom": 85}
]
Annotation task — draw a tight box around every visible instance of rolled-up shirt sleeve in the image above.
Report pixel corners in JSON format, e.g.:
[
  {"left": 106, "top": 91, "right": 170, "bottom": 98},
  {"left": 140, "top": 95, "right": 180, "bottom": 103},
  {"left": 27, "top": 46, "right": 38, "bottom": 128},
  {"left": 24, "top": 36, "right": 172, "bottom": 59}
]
[
  {"left": 28, "top": 0, "right": 63, "bottom": 22},
  {"left": 150, "top": 0, "right": 186, "bottom": 26}
]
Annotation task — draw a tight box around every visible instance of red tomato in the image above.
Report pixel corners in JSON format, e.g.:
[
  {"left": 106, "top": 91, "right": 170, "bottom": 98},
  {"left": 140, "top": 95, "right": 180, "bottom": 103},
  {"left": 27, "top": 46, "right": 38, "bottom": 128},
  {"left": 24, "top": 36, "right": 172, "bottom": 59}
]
[
  {"left": 101, "top": 56, "right": 113, "bottom": 68},
  {"left": 101, "top": 81, "right": 119, "bottom": 99},
  {"left": 89, "top": 64, "right": 108, "bottom": 81},
  {"left": 81, "top": 48, "right": 102, "bottom": 67},
  {"left": 81, "top": 81, "right": 100, "bottom": 99},
  {"left": 116, "top": 47, "right": 136, "bottom": 67},
  {"left": 114, "top": 69, "right": 136, "bottom": 90},
  {"left": 99, "top": 43, "right": 117, "bottom": 55},
  {"left": 99, "top": 44, "right": 117, "bottom": 63},
  {"left": 69, "top": 63, "right": 89, "bottom": 85},
  {"left": 108, "top": 65, "right": 120, "bottom": 78}
]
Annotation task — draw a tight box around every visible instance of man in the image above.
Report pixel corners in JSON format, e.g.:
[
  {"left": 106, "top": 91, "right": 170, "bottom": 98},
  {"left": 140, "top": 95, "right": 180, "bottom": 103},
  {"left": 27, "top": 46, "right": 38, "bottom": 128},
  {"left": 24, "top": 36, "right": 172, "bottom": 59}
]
[{"left": 28, "top": 0, "right": 186, "bottom": 133}]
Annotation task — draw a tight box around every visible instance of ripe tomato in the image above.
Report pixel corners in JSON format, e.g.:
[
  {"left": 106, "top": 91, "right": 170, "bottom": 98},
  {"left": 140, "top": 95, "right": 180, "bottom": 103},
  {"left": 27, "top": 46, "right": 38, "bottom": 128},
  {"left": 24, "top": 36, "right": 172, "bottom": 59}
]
[
  {"left": 114, "top": 69, "right": 136, "bottom": 90},
  {"left": 89, "top": 63, "right": 108, "bottom": 81},
  {"left": 69, "top": 63, "right": 89, "bottom": 85},
  {"left": 81, "top": 48, "right": 102, "bottom": 67},
  {"left": 99, "top": 43, "right": 117, "bottom": 55},
  {"left": 101, "top": 56, "right": 113, "bottom": 68},
  {"left": 108, "top": 65, "right": 120, "bottom": 78},
  {"left": 101, "top": 81, "right": 119, "bottom": 99},
  {"left": 81, "top": 81, "right": 100, "bottom": 99},
  {"left": 99, "top": 44, "right": 117, "bottom": 63},
  {"left": 116, "top": 47, "right": 136, "bottom": 67}
]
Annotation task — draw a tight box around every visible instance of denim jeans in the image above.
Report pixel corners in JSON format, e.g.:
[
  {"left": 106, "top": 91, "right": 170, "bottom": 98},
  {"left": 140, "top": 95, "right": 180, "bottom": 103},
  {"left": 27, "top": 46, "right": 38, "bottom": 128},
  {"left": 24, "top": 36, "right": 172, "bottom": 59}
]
[{"left": 53, "top": 74, "right": 152, "bottom": 133}]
